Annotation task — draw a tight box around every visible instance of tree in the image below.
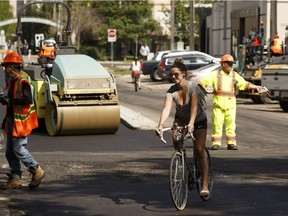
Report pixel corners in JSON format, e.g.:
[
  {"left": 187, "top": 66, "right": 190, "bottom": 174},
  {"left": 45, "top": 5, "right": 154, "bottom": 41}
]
[
  {"left": 67, "top": 1, "right": 101, "bottom": 50},
  {"left": 0, "top": 1, "right": 15, "bottom": 40},
  {"left": 91, "top": 0, "right": 160, "bottom": 59}
]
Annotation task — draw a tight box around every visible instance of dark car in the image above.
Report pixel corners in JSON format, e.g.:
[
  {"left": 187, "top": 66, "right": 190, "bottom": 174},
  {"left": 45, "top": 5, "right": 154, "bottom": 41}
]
[
  {"left": 157, "top": 51, "right": 221, "bottom": 82},
  {"left": 142, "top": 50, "right": 182, "bottom": 81}
]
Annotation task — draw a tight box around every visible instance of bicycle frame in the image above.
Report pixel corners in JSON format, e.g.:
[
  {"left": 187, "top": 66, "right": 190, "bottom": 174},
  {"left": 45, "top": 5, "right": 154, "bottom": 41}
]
[{"left": 159, "top": 124, "right": 213, "bottom": 210}]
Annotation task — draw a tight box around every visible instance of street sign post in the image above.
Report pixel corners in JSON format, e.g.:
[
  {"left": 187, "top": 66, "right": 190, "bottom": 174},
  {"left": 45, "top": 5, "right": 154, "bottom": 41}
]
[
  {"left": 108, "top": 29, "right": 116, "bottom": 66},
  {"left": 108, "top": 29, "right": 116, "bottom": 42}
]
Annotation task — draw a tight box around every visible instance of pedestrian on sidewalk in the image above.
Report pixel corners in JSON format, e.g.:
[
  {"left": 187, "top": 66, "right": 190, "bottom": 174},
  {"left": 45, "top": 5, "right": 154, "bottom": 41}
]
[{"left": 0, "top": 52, "right": 45, "bottom": 190}]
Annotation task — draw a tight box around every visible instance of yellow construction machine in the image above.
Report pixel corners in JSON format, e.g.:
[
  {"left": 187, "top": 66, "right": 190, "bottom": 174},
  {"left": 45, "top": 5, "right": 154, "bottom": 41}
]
[
  {"left": 17, "top": 1, "right": 120, "bottom": 135},
  {"left": 237, "top": 40, "right": 272, "bottom": 104}
]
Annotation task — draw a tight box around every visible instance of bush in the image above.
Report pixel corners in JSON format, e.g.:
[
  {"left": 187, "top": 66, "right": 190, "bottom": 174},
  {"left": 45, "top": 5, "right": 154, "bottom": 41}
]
[{"left": 79, "top": 46, "right": 108, "bottom": 61}]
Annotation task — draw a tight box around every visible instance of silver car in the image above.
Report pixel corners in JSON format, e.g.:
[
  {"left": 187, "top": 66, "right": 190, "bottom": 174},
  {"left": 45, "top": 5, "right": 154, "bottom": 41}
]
[{"left": 157, "top": 51, "right": 221, "bottom": 82}]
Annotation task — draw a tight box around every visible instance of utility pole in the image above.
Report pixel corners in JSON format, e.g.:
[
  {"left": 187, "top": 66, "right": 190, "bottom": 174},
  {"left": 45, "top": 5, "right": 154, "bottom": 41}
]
[
  {"left": 189, "top": 0, "right": 195, "bottom": 50},
  {"left": 270, "top": 0, "right": 277, "bottom": 40},
  {"left": 170, "top": 0, "right": 175, "bottom": 50}
]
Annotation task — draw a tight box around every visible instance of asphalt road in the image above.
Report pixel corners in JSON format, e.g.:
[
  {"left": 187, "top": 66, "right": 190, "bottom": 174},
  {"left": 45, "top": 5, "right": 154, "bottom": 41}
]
[{"left": 0, "top": 70, "right": 287, "bottom": 215}]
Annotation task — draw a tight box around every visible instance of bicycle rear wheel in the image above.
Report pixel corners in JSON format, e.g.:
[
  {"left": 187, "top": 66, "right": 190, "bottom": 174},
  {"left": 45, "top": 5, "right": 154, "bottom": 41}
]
[
  {"left": 134, "top": 77, "right": 139, "bottom": 92},
  {"left": 195, "top": 147, "right": 213, "bottom": 201},
  {"left": 169, "top": 151, "right": 188, "bottom": 210}
]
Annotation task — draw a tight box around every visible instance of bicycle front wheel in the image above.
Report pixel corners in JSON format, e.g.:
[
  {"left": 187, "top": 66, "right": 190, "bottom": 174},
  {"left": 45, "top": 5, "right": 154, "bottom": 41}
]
[
  {"left": 169, "top": 151, "right": 188, "bottom": 211},
  {"left": 195, "top": 147, "right": 213, "bottom": 201}
]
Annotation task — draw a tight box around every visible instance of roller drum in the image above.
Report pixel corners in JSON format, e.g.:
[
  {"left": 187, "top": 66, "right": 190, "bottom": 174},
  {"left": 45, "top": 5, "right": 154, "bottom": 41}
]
[{"left": 45, "top": 103, "right": 120, "bottom": 136}]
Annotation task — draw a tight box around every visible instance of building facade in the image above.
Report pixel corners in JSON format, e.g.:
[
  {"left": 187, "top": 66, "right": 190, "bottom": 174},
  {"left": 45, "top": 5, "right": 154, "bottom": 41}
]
[{"left": 207, "top": 0, "right": 288, "bottom": 58}]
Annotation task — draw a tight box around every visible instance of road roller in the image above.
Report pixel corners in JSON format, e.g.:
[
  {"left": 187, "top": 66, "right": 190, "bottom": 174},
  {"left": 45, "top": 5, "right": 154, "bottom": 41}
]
[
  {"left": 16, "top": 1, "right": 120, "bottom": 136},
  {"left": 25, "top": 52, "right": 120, "bottom": 136}
]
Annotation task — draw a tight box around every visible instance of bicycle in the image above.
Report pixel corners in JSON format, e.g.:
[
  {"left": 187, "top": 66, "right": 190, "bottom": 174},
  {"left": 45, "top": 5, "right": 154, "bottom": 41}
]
[{"left": 158, "top": 124, "right": 213, "bottom": 211}]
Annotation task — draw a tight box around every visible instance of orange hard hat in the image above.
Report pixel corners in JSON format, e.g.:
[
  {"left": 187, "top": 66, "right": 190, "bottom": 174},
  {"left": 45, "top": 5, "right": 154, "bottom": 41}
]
[
  {"left": 1, "top": 52, "right": 22, "bottom": 65},
  {"left": 221, "top": 54, "right": 235, "bottom": 63}
]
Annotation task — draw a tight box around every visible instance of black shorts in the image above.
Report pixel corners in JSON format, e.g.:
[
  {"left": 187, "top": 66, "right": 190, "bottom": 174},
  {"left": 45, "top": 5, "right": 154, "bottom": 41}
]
[
  {"left": 174, "top": 117, "right": 207, "bottom": 130},
  {"left": 194, "top": 118, "right": 207, "bottom": 130}
]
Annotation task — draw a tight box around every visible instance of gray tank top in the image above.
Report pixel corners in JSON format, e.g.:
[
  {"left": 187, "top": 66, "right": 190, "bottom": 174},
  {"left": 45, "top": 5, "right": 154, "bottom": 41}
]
[{"left": 166, "top": 81, "right": 206, "bottom": 124}]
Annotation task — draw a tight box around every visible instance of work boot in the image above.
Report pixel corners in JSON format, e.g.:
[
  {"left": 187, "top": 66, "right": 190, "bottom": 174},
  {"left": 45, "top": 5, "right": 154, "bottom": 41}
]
[
  {"left": 227, "top": 144, "right": 238, "bottom": 150},
  {"left": 2, "top": 178, "right": 22, "bottom": 190},
  {"left": 28, "top": 164, "right": 45, "bottom": 189}
]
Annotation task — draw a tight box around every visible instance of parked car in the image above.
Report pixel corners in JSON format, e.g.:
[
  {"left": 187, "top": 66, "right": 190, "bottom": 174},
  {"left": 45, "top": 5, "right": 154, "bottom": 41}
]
[
  {"left": 142, "top": 50, "right": 182, "bottom": 81},
  {"left": 187, "top": 63, "right": 221, "bottom": 83},
  {"left": 156, "top": 51, "right": 221, "bottom": 82}
]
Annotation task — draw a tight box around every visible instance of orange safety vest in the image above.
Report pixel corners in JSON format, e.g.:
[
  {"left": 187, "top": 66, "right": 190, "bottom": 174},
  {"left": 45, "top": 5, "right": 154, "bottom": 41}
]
[
  {"left": 271, "top": 38, "right": 283, "bottom": 55},
  {"left": 252, "top": 36, "right": 261, "bottom": 46},
  {"left": 5, "top": 73, "right": 38, "bottom": 137},
  {"left": 38, "top": 45, "right": 56, "bottom": 58},
  {"left": 215, "top": 70, "right": 237, "bottom": 97}
]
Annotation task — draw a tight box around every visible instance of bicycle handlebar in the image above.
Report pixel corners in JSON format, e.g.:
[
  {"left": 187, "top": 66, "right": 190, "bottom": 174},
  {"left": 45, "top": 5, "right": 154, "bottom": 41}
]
[{"left": 156, "top": 126, "right": 195, "bottom": 144}]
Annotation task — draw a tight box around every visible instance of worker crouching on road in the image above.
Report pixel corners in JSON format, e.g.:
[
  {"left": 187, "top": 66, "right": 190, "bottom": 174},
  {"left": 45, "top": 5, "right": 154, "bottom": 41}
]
[
  {"left": 199, "top": 54, "right": 263, "bottom": 150},
  {"left": 0, "top": 52, "right": 45, "bottom": 190}
]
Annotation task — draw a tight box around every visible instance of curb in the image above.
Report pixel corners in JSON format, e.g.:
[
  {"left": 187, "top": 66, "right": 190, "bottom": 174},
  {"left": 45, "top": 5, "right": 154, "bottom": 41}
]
[{"left": 120, "top": 105, "right": 157, "bottom": 130}]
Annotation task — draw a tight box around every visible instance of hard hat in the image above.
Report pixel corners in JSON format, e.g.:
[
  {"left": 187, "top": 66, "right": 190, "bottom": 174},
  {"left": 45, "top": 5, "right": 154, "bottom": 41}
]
[
  {"left": 220, "top": 54, "right": 235, "bottom": 63},
  {"left": 1, "top": 52, "right": 22, "bottom": 65}
]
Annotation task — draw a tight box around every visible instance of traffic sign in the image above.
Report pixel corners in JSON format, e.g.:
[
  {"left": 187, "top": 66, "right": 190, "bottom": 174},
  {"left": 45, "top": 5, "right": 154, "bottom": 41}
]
[{"left": 108, "top": 29, "right": 116, "bottom": 42}]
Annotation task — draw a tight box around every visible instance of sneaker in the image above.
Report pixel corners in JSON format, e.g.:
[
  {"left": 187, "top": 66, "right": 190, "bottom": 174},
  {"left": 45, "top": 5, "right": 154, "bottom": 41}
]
[
  {"left": 28, "top": 165, "right": 45, "bottom": 189},
  {"left": 211, "top": 144, "right": 220, "bottom": 150},
  {"left": 227, "top": 144, "right": 238, "bottom": 150},
  {"left": 2, "top": 178, "right": 22, "bottom": 190},
  {"left": 200, "top": 189, "right": 209, "bottom": 197}
]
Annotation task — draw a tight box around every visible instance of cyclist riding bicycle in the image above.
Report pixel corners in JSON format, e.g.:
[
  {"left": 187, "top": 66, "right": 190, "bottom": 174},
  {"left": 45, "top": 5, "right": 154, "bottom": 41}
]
[
  {"left": 156, "top": 58, "right": 209, "bottom": 197},
  {"left": 130, "top": 56, "right": 142, "bottom": 90}
]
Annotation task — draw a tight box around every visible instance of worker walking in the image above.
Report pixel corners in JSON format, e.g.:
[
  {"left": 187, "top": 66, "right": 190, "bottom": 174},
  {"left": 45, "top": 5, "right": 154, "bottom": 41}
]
[
  {"left": 0, "top": 52, "right": 45, "bottom": 189},
  {"left": 199, "top": 54, "right": 264, "bottom": 150},
  {"left": 270, "top": 34, "right": 283, "bottom": 56}
]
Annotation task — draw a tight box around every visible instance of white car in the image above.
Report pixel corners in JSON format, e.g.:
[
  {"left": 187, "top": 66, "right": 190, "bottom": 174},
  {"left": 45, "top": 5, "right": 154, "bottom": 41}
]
[{"left": 187, "top": 63, "right": 221, "bottom": 83}]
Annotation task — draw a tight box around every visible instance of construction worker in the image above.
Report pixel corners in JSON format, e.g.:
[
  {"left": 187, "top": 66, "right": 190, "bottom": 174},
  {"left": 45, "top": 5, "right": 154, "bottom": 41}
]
[
  {"left": 199, "top": 54, "right": 264, "bottom": 150},
  {"left": 38, "top": 39, "right": 57, "bottom": 61},
  {"left": 270, "top": 34, "right": 283, "bottom": 56},
  {"left": 0, "top": 52, "right": 45, "bottom": 189}
]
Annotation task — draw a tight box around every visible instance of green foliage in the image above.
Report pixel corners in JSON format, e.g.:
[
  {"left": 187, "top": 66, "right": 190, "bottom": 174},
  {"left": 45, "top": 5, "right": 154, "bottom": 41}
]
[
  {"left": 80, "top": 0, "right": 161, "bottom": 59},
  {"left": 80, "top": 45, "right": 108, "bottom": 61},
  {"left": 0, "top": 1, "right": 15, "bottom": 39},
  {"left": 94, "top": 1, "right": 159, "bottom": 43},
  {"left": 163, "top": 0, "right": 212, "bottom": 49}
]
